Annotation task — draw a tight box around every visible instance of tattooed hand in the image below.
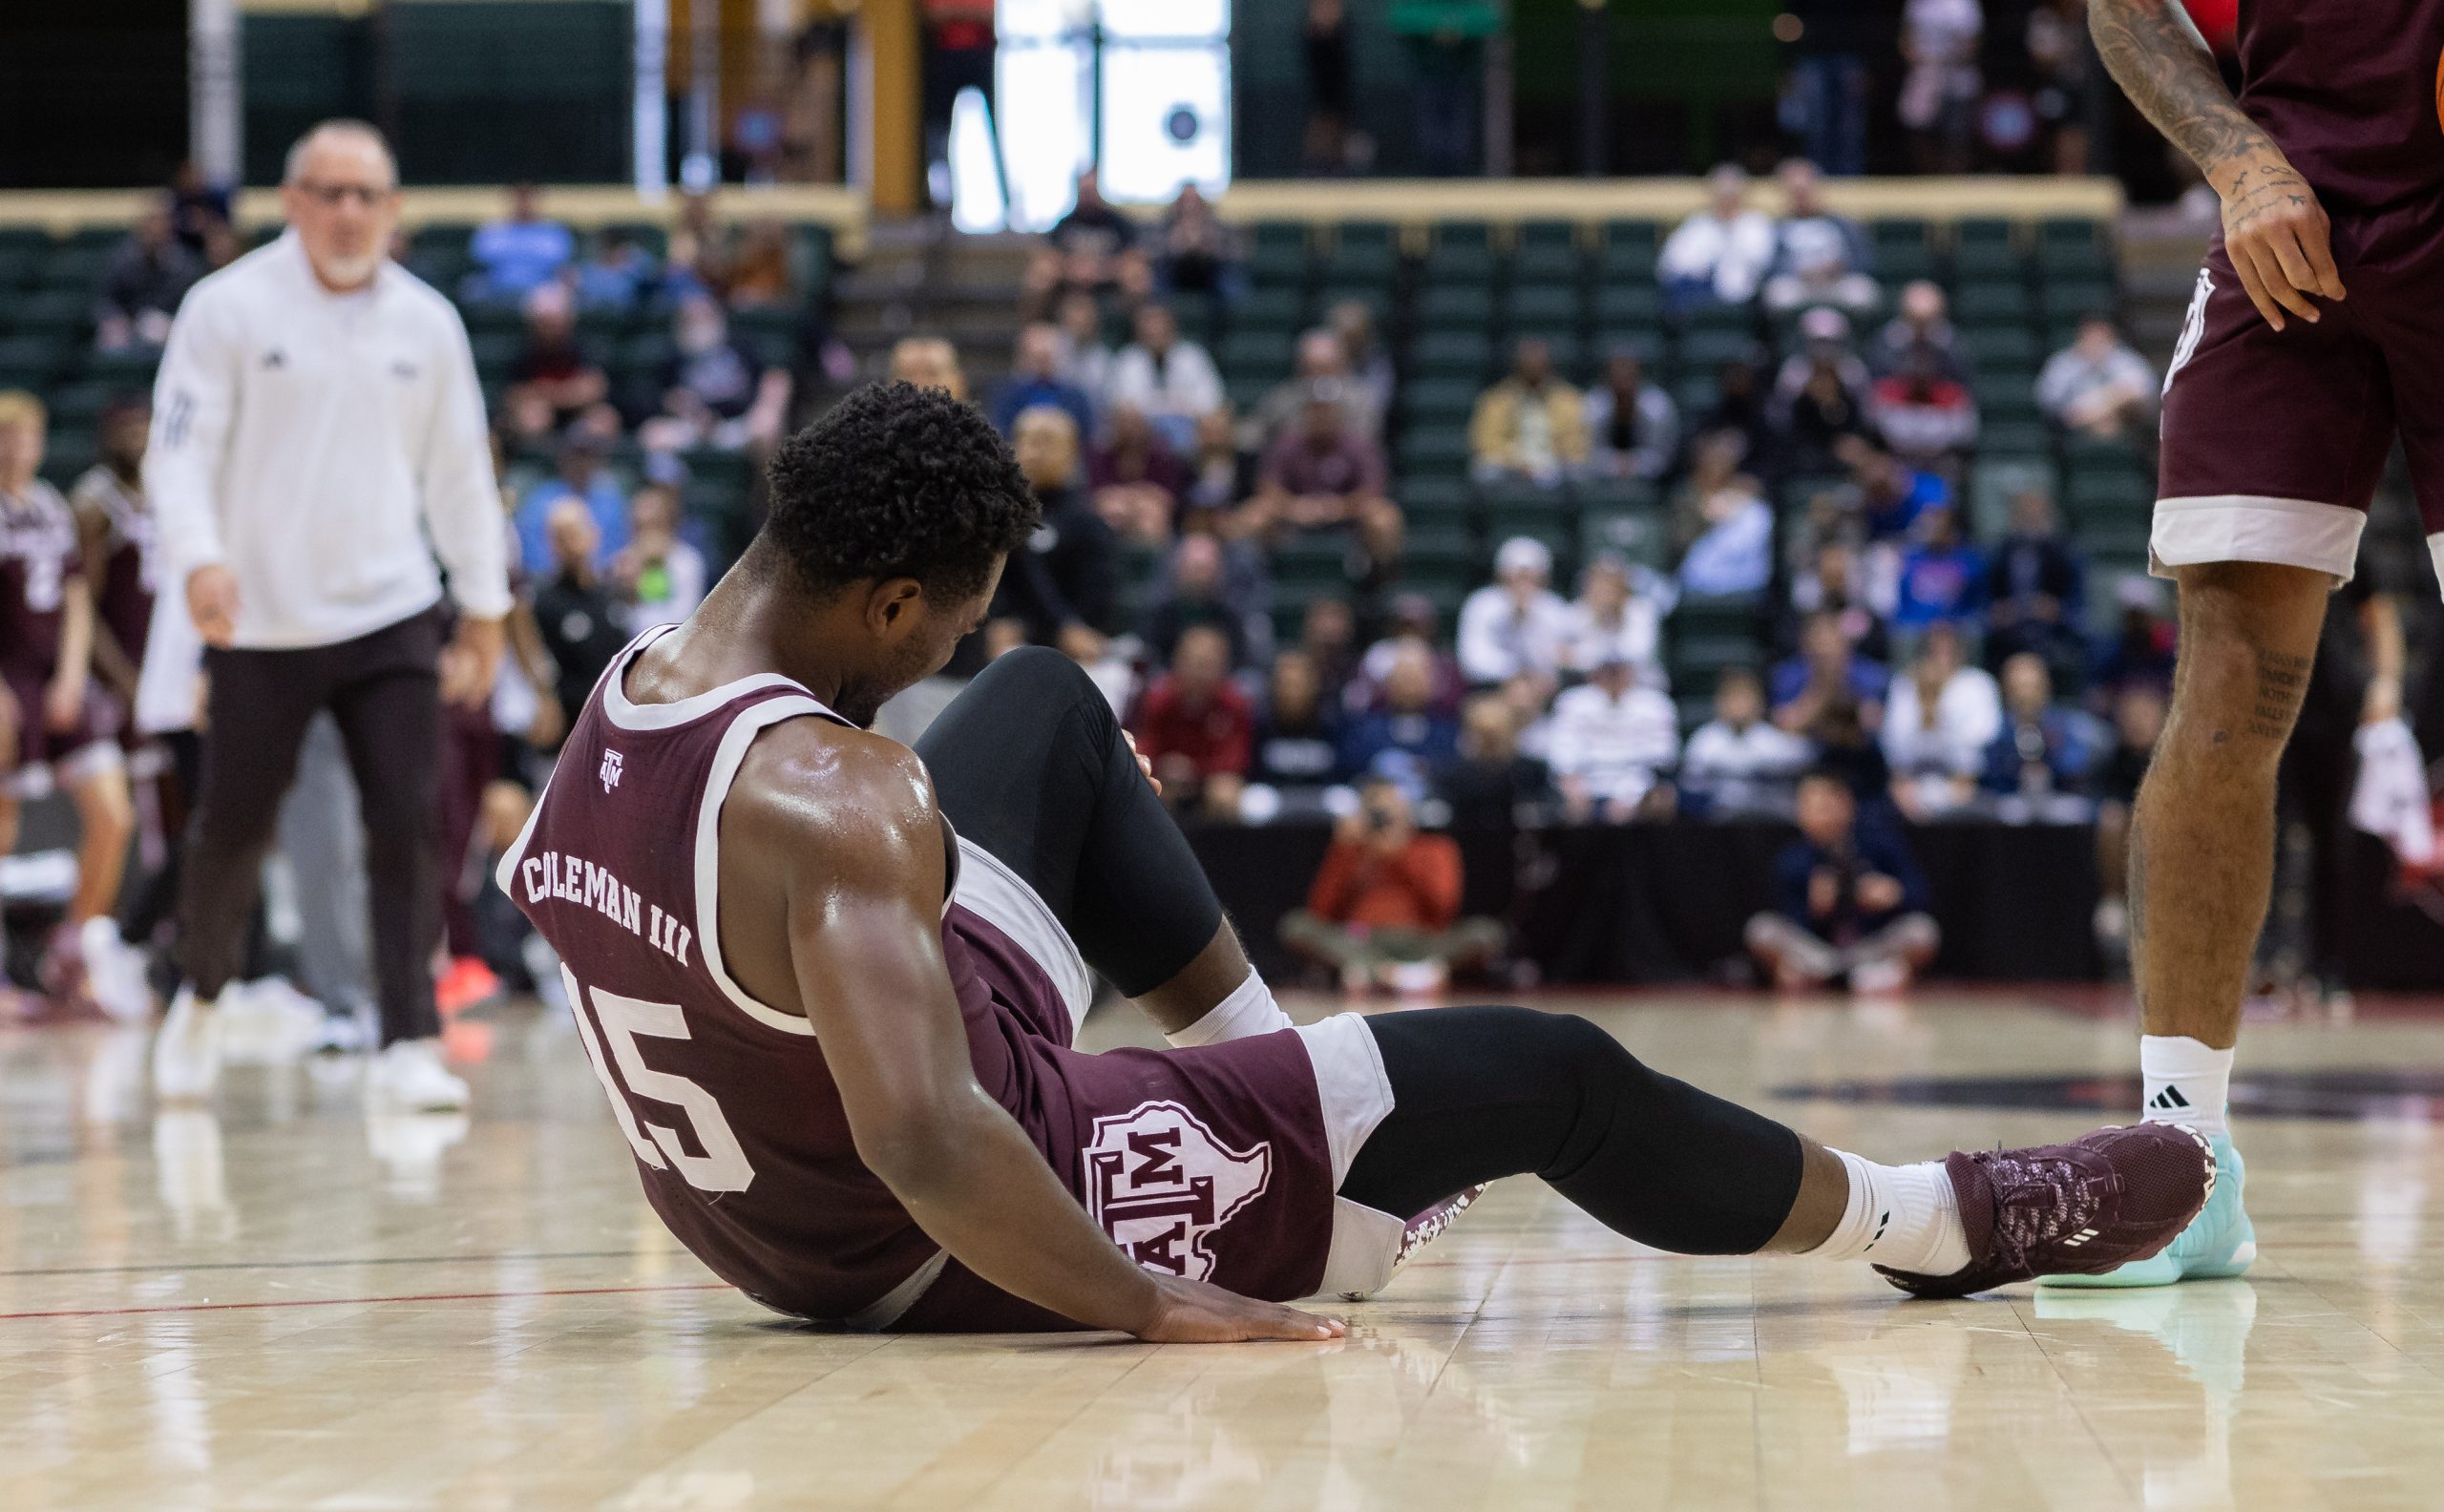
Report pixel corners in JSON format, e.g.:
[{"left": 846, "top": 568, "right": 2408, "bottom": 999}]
[{"left": 2217, "top": 151, "right": 2346, "bottom": 332}]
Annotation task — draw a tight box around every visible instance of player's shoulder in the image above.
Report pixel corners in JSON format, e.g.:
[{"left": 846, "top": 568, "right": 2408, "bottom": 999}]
[{"left": 726, "top": 715, "right": 940, "bottom": 870}]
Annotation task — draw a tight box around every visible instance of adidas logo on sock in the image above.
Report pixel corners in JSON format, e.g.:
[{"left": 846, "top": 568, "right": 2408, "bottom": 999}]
[{"left": 2148, "top": 1087, "right": 2191, "bottom": 1111}]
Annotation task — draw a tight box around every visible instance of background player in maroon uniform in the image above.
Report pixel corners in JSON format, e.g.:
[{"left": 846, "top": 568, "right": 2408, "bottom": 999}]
[
  {"left": 2060, "top": 0, "right": 2444, "bottom": 1287},
  {"left": 0, "top": 391, "right": 138, "bottom": 1019},
  {"left": 505, "top": 383, "right": 2213, "bottom": 1339},
  {"left": 68, "top": 394, "right": 168, "bottom": 1019}
]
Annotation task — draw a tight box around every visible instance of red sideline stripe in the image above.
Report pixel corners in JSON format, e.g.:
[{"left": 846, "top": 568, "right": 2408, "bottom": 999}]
[{"left": 0, "top": 1281, "right": 732, "bottom": 1322}]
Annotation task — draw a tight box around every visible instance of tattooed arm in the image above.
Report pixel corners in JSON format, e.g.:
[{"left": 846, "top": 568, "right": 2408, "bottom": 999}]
[{"left": 2089, "top": 0, "right": 2345, "bottom": 330}]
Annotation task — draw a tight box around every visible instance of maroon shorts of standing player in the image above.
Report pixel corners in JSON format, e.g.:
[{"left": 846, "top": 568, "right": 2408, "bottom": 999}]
[
  {"left": 2156, "top": 190, "right": 2444, "bottom": 592},
  {"left": 0, "top": 673, "right": 123, "bottom": 793}
]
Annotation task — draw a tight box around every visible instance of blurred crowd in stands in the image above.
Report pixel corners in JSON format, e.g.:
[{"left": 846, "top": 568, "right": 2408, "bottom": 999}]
[{"left": 5, "top": 143, "right": 2182, "bottom": 1003}]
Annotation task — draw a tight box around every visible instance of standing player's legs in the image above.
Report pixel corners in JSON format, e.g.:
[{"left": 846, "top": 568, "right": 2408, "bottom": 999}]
[
  {"left": 914, "top": 645, "right": 1287, "bottom": 1042},
  {"left": 2050, "top": 245, "right": 2397, "bottom": 1287}
]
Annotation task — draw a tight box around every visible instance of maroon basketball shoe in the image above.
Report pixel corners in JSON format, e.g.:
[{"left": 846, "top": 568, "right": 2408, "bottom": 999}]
[{"left": 1875, "top": 1124, "right": 2215, "bottom": 1299}]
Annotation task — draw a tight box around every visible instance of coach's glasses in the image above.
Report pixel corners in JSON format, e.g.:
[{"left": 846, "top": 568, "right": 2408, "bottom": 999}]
[{"left": 293, "top": 181, "right": 395, "bottom": 208}]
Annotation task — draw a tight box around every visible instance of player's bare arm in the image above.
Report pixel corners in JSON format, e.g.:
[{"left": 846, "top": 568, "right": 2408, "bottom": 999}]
[
  {"left": 69, "top": 502, "right": 138, "bottom": 699},
  {"left": 2090, "top": 0, "right": 2344, "bottom": 329},
  {"left": 717, "top": 722, "right": 1342, "bottom": 1344}
]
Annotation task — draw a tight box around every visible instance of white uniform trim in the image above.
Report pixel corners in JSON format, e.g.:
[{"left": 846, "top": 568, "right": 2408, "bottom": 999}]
[
  {"left": 950, "top": 835, "right": 1094, "bottom": 1040},
  {"left": 689, "top": 697, "right": 832, "bottom": 1037},
  {"left": 2150, "top": 494, "right": 2368, "bottom": 584},
  {"left": 1296, "top": 1014, "right": 1405, "bottom": 1300},
  {"left": 2427, "top": 533, "right": 2444, "bottom": 598},
  {"left": 1295, "top": 1013, "right": 1396, "bottom": 1189}
]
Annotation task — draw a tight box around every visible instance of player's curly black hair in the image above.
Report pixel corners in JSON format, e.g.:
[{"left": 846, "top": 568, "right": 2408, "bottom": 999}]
[{"left": 760, "top": 381, "right": 1040, "bottom": 603}]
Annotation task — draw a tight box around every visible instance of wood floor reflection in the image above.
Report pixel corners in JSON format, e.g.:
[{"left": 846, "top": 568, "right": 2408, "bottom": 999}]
[{"left": 4, "top": 989, "right": 2440, "bottom": 1511}]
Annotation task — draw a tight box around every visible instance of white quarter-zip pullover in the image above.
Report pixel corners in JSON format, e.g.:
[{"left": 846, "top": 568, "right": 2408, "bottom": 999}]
[{"left": 146, "top": 232, "right": 512, "bottom": 649}]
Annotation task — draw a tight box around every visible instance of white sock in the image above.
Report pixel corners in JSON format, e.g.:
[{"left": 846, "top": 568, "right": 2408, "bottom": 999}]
[
  {"left": 1805, "top": 1150, "right": 1970, "bottom": 1276},
  {"left": 1163, "top": 969, "right": 1294, "bottom": 1049},
  {"left": 2141, "top": 1035, "right": 2232, "bottom": 1137}
]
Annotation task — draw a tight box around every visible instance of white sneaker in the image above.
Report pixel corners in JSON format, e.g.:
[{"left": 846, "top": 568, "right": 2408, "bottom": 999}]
[
  {"left": 78, "top": 917, "right": 156, "bottom": 1022},
  {"left": 151, "top": 987, "right": 223, "bottom": 1102},
  {"left": 366, "top": 1038, "right": 470, "bottom": 1112}
]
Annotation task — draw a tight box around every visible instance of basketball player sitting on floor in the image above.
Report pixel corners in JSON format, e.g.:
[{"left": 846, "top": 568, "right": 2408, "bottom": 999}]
[{"left": 502, "top": 383, "right": 2213, "bottom": 1339}]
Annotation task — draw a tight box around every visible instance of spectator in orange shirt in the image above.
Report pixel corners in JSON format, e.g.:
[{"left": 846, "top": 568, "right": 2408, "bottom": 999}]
[
  {"left": 1278, "top": 777, "right": 1505, "bottom": 996},
  {"left": 1127, "top": 623, "right": 1252, "bottom": 819}
]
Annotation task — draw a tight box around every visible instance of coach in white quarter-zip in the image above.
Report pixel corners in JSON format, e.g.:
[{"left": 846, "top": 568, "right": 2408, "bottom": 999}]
[{"left": 144, "top": 119, "right": 512, "bottom": 1111}]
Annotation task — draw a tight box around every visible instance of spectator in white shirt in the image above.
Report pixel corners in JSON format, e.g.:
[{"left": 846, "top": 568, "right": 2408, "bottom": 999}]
[
  {"left": 1105, "top": 302, "right": 1224, "bottom": 452},
  {"left": 1658, "top": 163, "right": 1779, "bottom": 311},
  {"left": 145, "top": 120, "right": 511, "bottom": 1111},
  {"left": 1881, "top": 622, "right": 2002, "bottom": 818},
  {"left": 1548, "top": 653, "right": 1681, "bottom": 822},
  {"left": 1761, "top": 158, "right": 1880, "bottom": 315},
  {"left": 2037, "top": 313, "right": 2160, "bottom": 443},
  {"left": 1681, "top": 667, "right": 1813, "bottom": 818},
  {"left": 1579, "top": 348, "right": 1681, "bottom": 482},
  {"left": 1558, "top": 551, "right": 1671, "bottom": 685},
  {"left": 1456, "top": 536, "right": 1573, "bottom": 691}
]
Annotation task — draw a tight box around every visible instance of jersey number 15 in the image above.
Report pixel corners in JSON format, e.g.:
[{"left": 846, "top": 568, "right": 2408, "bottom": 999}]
[{"left": 562, "top": 965, "right": 756, "bottom": 1192}]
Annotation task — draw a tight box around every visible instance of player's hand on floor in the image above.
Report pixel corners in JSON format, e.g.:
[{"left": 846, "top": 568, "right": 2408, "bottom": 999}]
[
  {"left": 2216, "top": 149, "right": 2345, "bottom": 331},
  {"left": 1128, "top": 1272, "right": 1346, "bottom": 1344}
]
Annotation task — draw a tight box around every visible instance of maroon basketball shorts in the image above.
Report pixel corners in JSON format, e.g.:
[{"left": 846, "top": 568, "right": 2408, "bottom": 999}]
[
  {"left": 1, "top": 674, "right": 123, "bottom": 796},
  {"left": 883, "top": 837, "right": 1401, "bottom": 1333},
  {"left": 2156, "top": 201, "right": 2444, "bottom": 591}
]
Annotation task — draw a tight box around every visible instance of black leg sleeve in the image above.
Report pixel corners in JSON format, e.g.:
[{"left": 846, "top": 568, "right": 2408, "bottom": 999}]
[
  {"left": 916, "top": 647, "right": 1224, "bottom": 997},
  {"left": 1342, "top": 1007, "right": 1807, "bottom": 1256}
]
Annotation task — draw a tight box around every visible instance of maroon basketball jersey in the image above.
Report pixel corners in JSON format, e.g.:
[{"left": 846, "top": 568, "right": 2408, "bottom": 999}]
[
  {"left": 0, "top": 482, "right": 81, "bottom": 684},
  {"left": 2237, "top": 0, "right": 2444, "bottom": 212},
  {"left": 68, "top": 466, "right": 156, "bottom": 667},
  {"left": 501, "top": 632, "right": 1092, "bottom": 1325}
]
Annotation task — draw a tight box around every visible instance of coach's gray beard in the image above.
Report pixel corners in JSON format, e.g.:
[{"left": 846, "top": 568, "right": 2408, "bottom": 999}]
[{"left": 311, "top": 249, "right": 384, "bottom": 289}]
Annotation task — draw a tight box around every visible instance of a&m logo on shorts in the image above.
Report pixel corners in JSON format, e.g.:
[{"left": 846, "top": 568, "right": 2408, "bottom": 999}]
[
  {"left": 599, "top": 746, "right": 624, "bottom": 793},
  {"left": 1084, "top": 1102, "right": 1272, "bottom": 1281}
]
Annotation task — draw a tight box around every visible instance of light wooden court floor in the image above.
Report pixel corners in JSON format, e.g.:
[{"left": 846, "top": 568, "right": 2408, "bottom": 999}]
[{"left": 3, "top": 989, "right": 2441, "bottom": 1512}]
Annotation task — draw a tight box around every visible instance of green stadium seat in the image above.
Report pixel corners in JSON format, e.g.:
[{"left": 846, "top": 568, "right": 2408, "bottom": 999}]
[
  {"left": 1507, "top": 284, "right": 1581, "bottom": 335},
  {"left": 1961, "top": 326, "right": 2039, "bottom": 370},
  {"left": 1679, "top": 326, "right": 1759, "bottom": 369},
  {"left": 1674, "top": 593, "right": 1764, "bottom": 641},
  {"left": 1319, "top": 222, "right": 1398, "bottom": 284},
  {"left": 1409, "top": 329, "right": 1492, "bottom": 380},
  {"left": 0, "top": 247, "right": 42, "bottom": 290},
  {"left": 1396, "top": 428, "right": 1474, "bottom": 477},
  {"left": 1597, "top": 222, "right": 1660, "bottom": 281},
  {"left": 1273, "top": 534, "right": 1358, "bottom": 589},
  {"left": 1953, "top": 282, "right": 2033, "bottom": 325},
  {"left": 1415, "top": 285, "right": 1496, "bottom": 330},
  {"left": 2062, "top": 432, "right": 2147, "bottom": 471},
  {"left": 1591, "top": 283, "right": 1662, "bottom": 329},
  {"left": 1513, "top": 223, "right": 1582, "bottom": 285},
  {"left": 1586, "top": 328, "right": 1665, "bottom": 371},
  {"left": 1477, "top": 478, "right": 1575, "bottom": 533},
  {"left": 1400, "top": 532, "right": 1485, "bottom": 598},
  {"left": 2040, "top": 280, "right": 2117, "bottom": 321},
  {"left": 1224, "top": 375, "right": 1272, "bottom": 416},
  {"left": 1250, "top": 220, "right": 1309, "bottom": 257},
  {"left": 81, "top": 346, "right": 158, "bottom": 385},
  {"left": 41, "top": 427, "right": 95, "bottom": 485},
  {"left": 1668, "top": 634, "right": 1762, "bottom": 698},
  {"left": 1233, "top": 286, "right": 1307, "bottom": 332},
  {"left": 1951, "top": 242, "right": 2027, "bottom": 282},
  {"left": 1873, "top": 219, "right": 1933, "bottom": 255},
  {"left": 44, "top": 380, "right": 113, "bottom": 426},
  {"left": 1398, "top": 375, "right": 1482, "bottom": 426},
  {"left": 1978, "top": 419, "right": 2051, "bottom": 459},
  {"left": 8, "top": 288, "right": 91, "bottom": 338},
  {"left": 0, "top": 335, "right": 64, "bottom": 387},
  {"left": 467, "top": 330, "right": 524, "bottom": 375},
  {"left": 1422, "top": 221, "right": 1499, "bottom": 284},
  {"left": 1217, "top": 328, "right": 1296, "bottom": 381},
  {"left": 1397, "top": 475, "right": 1475, "bottom": 534}
]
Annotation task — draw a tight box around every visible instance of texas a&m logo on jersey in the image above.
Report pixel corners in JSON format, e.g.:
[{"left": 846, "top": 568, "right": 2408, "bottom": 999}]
[
  {"left": 599, "top": 746, "right": 624, "bottom": 792},
  {"left": 1084, "top": 1102, "right": 1272, "bottom": 1282}
]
